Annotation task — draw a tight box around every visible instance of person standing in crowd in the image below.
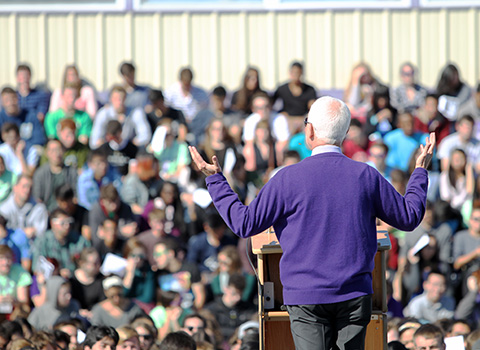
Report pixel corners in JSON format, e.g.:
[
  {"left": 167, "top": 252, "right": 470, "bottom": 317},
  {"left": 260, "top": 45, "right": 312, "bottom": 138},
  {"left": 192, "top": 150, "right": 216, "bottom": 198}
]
[
  {"left": 231, "top": 67, "right": 266, "bottom": 117},
  {"left": 119, "top": 62, "right": 150, "bottom": 111},
  {"left": 90, "top": 85, "right": 151, "bottom": 150},
  {"left": 16, "top": 64, "right": 50, "bottom": 124},
  {"left": 49, "top": 64, "right": 98, "bottom": 119},
  {"left": 390, "top": 62, "right": 428, "bottom": 114},
  {"left": 164, "top": 67, "right": 209, "bottom": 123},
  {"left": 0, "top": 87, "right": 46, "bottom": 152},
  {"left": 189, "top": 96, "right": 434, "bottom": 350},
  {"left": 272, "top": 61, "right": 317, "bottom": 135},
  {"left": 44, "top": 83, "right": 92, "bottom": 145}
]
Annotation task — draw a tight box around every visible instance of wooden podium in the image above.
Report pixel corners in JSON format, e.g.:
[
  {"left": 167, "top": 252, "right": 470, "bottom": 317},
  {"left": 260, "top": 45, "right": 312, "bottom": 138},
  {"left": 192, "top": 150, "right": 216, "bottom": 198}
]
[{"left": 251, "top": 227, "right": 391, "bottom": 350}]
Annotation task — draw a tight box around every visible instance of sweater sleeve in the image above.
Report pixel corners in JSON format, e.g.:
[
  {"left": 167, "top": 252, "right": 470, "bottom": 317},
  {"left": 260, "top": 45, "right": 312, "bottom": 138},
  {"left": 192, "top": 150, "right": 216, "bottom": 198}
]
[
  {"left": 206, "top": 172, "right": 284, "bottom": 238},
  {"left": 373, "top": 167, "right": 428, "bottom": 232}
]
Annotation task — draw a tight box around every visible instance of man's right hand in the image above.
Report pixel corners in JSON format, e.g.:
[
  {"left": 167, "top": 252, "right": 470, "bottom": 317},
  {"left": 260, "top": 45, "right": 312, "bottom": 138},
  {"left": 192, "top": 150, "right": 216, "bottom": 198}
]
[
  {"left": 189, "top": 146, "right": 222, "bottom": 176},
  {"left": 415, "top": 132, "right": 436, "bottom": 169}
]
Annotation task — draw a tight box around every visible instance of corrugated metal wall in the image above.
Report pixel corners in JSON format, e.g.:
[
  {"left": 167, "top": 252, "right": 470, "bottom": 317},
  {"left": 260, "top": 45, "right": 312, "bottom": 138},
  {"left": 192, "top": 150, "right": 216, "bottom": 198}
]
[{"left": 0, "top": 9, "right": 479, "bottom": 94}]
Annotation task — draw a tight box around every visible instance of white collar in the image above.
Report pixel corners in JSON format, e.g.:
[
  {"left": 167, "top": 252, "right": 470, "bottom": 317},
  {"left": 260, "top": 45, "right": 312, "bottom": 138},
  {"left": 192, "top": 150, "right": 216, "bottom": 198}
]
[{"left": 311, "top": 145, "right": 342, "bottom": 156}]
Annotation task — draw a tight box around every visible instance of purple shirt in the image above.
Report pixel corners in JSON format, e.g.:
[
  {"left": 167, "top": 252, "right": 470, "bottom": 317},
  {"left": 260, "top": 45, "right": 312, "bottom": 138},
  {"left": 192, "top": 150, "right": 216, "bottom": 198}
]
[{"left": 206, "top": 151, "right": 428, "bottom": 305}]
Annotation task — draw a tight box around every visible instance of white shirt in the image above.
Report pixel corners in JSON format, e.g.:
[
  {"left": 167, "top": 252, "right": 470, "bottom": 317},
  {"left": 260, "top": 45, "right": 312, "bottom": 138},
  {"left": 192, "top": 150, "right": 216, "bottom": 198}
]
[
  {"left": 437, "top": 132, "right": 480, "bottom": 163},
  {"left": 242, "top": 112, "right": 290, "bottom": 142},
  {"left": 164, "top": 82, "right": 209, "bottom": 122},
  {"left": 0, "top": 143, "right": 38, "bottom": 175},
  {"left": 311, "top": 145, "right": 342, "bottom": 156}
]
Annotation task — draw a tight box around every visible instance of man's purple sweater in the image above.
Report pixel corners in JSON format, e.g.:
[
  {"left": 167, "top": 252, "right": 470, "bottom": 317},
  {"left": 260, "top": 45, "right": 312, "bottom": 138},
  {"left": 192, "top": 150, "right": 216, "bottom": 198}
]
[{"left": 206, "top": 151, "right": 428, "bottom": 305}]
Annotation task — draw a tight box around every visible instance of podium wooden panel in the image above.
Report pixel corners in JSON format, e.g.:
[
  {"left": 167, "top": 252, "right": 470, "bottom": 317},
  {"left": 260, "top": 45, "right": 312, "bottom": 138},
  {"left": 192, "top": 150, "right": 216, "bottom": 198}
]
[{"left": 252, "top": 227, "right": 390, "bottom": 350}]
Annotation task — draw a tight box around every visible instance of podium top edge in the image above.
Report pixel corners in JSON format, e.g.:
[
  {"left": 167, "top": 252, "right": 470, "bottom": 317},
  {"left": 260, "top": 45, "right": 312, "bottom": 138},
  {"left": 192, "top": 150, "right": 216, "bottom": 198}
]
[{"left": 251, "top": 227, "right": 391, "bottom": 254}]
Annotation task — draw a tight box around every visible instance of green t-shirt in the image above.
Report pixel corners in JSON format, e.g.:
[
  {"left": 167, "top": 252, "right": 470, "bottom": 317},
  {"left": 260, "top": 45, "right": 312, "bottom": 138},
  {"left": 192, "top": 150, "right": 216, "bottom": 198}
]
[
  {"left": 44, "top": 109, "right": 93, "bottom": 139},
  {"left": 0, "top": 264, "right": 33, "bottom": 297}
]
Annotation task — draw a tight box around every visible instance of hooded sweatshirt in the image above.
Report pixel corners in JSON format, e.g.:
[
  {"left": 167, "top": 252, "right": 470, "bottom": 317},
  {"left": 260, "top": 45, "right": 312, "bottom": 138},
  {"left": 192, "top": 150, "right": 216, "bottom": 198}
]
[{"left": 27, "top": 276, "right": 81, "bottom": 330}]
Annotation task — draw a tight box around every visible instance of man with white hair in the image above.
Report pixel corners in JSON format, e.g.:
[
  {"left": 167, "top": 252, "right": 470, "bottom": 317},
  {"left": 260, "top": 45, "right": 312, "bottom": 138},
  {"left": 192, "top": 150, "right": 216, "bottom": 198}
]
[{"left": 189, "top": 96, "right": 435, "bottom": 350}]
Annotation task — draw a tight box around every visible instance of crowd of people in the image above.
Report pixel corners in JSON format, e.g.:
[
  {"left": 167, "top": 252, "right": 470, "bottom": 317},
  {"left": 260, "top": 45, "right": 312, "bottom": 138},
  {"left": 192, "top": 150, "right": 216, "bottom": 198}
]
[{"left": 0, "top": 57, "right": 479, "bottom": 350}]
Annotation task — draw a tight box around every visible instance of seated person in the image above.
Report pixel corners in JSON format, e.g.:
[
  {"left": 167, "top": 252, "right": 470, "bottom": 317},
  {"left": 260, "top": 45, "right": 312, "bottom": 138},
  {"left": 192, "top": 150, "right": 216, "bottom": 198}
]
[
  {"left": 70, "top": 247, "right": 105, "bottom": 313},
  {"left": 32, "top": 139, "right": 78, "bottom": 212},
  {"left": 89, "top": 184, "right": 137, "bottom": 251},
  {"left": 146, "top": 89, "right": 187, "bottom": 142},
  {"left": 403, "top": 271, "right": 455, "bottom": 323},
  {"left": 0, "top": 174, "right": 48, "bottom": 239},
  {"left": 77, "top": 150, "right": 122, "bottom": 210},
  {"left": 27, "top": 276, "right": 82, "bottom": 331},
  {"left": 44, "top": 82, "right": 92, "bottom": 145},
  {"left": 32, "top": 208, "right": 90, "bottom": 277},
  {"left": 95, "top": 219, "right": 124, "bottom": 260},
  {"left": 209, "top": 245, "right": 257, "bottom": 304},
  {"left": 56, "top": 119, "right": 89, "bottom": 170},
  {"left": 91, "top": 275, "right": 145, "bottom": 328},
  {"left": 0, "top": 155, "right": 16, "bottom": 204},
  {"left": 90, "top": 85, "right": 151, "bottom": 150},
  {"left": 54, "top": 319, "right": 84, "bottom": 350},
  {"left": 0, "top": 87, "right": 46, "bottom": 151},
  {"left": 54, "top": 184, "right": 90, "bottom": 241},
  {"left": 150, "top": 119, "right": 190, "bottom": 188},
  {"left": 122, "top": 238, "right": 156, "bottom": 309},
  {"left": 136, "top": 209, "right": 168, "bottom": 266},
  {"left": 0, "top": 245, "right": 32, "bottom": 312},
  {"left": 154, "top": 238, "right": 205, "bottom": 311},
  {"left": 49, "top": 64, "right": 98, "bottom": 119},
  {"left": 205, "top": 274, "right": 256, "bottom": 342},
  {"left": 0, "top": 215, "right": 31, "bottom": 272},
  {"left": 0, "top": 123, "right": 38, "bottom": 176},
  {"left": 83, "top": 325, "right": 119, "bottom": 350},
  {"left": 186, "top": 211, "right": 236, "bottom": 280},
  {"left": 98, "top": 120, "right": 138, "bottom": 177}
]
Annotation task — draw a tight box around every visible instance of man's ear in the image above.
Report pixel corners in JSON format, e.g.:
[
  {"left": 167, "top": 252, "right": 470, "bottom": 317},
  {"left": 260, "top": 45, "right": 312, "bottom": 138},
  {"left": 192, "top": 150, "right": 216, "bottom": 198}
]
[{"left": 305, "top": 123, "right": 315, "bottom": 140}]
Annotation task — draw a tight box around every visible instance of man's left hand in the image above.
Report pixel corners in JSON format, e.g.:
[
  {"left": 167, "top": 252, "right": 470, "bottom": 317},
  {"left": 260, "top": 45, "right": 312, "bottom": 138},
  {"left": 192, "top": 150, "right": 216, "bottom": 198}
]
[
  {"left": 415, "top": 132, "right": 436, "bottom": 169},
  {"left": 189, "top": 146, "right": 222, "bottom": 176}
]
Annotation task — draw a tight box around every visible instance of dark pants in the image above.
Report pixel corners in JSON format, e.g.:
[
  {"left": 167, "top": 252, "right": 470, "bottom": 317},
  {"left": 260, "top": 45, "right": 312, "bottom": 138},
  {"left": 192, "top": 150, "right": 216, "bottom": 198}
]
[{"left": 287, "top": 295, "right": 372, "bottom": 350}]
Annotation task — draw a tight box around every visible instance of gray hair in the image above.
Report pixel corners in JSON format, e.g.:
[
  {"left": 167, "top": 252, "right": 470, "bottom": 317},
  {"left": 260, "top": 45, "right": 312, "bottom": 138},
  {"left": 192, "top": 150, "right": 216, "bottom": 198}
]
[{"left": 307, "top": 96, "right": 351, "bottom": 146}]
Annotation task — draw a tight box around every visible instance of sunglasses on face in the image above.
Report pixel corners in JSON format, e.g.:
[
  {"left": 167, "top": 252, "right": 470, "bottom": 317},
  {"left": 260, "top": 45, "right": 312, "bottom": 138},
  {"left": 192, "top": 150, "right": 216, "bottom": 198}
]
[{"left": 186, "top": 326, "right": 205, "bottom": 332}]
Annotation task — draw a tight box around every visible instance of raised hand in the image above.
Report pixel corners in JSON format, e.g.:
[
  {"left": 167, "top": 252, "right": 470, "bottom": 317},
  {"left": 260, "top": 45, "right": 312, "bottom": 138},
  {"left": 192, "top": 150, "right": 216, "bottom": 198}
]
[
  {"left": 415, "top": 132, "right": 436, "bottom": 169},
  {"left": 189, "top": 146, "right": 222, "bottom": 176}
]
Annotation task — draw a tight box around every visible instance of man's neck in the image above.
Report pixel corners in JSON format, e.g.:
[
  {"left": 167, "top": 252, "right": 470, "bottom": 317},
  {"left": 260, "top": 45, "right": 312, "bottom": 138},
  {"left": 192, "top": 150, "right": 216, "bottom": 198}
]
[
  {"left": 168, "top": 258, "right": 182, "bottom": 273},
  {"left": 469, "top": 228, "right": 480, "bottom": 238},
  {"left": 151, "top": 229, "right": 165, "bottom": 238},
  {"left": 54, "top": 232, "right": 68, "bottom": 245},
  {"left": 206, "top": 233, "right": 221, "bottom": 247},
  {"left": 13, "top": 196, "right": 26, "bottom": 208},
  {"left": 50, "top": 163, "right": 63, "bottom": 174},
  {"left": 63, "top": 107, "right": 75, "bottom": 116},
  {"left": 18, "top": 86, "right": 30, "bottom": 97}
]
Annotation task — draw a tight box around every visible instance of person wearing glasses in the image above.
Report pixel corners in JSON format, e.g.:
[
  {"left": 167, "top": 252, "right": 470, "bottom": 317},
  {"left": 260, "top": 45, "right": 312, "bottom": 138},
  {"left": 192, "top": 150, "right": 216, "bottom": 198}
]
[
  {"left": 153, "top": 238, "right": 205, "bottom": 311},
  {"left": 131, "top": 320, "right": 157, "bottom": 350},
  {"left": 390, "top": 62, "right": 428, "bottom": 115},
  {"left": 32, "top": 208, "right": 90, "bottom": 279},
  {"left": 189, "top": 96, "right": 435, "bottom": 350}
]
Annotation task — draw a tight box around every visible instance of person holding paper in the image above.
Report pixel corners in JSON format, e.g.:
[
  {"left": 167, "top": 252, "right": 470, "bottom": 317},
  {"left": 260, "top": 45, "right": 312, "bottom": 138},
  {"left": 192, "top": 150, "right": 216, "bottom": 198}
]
[{"left": 189, "top": 96, "right": 435, "bottom": 350}]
